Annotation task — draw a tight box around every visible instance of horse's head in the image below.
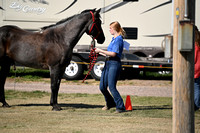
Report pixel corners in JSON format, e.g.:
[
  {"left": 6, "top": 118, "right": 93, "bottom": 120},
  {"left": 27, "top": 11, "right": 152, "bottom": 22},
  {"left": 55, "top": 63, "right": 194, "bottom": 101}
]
[{"left": 86, "top": 9, "right": 105, "bottom": 44}]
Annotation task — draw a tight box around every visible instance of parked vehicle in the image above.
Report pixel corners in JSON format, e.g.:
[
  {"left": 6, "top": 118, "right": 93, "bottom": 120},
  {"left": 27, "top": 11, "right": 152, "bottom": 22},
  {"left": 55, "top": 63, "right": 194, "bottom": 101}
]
[
  {"left": 63, "top": 48, "right": 172, "bottom": 80},
  {"left": 0, "top": 0, "right": 199, "bottom": 80}
]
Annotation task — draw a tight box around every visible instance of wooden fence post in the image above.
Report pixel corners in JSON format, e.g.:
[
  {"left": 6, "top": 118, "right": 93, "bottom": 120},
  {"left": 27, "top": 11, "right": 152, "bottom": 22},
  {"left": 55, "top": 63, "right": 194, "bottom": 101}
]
[{"left": 172, "top": 0, "right": 195, "bottom": 132}]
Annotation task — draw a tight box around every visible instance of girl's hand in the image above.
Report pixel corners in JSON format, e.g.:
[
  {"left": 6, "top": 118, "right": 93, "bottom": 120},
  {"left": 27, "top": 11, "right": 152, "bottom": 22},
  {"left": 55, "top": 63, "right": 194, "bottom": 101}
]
[
  {"left": 95, "top": 48, "right": 102, "bottom": 53},
  {"left": 95, "top": 48, "right": 106, "bottom": 56}
]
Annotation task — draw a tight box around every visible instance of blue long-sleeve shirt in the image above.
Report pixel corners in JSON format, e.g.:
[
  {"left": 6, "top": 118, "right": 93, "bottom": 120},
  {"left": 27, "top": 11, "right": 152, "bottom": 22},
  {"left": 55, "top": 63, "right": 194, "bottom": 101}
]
[{"left": 107, "top": 35, "right": 124, "bottom": 58}]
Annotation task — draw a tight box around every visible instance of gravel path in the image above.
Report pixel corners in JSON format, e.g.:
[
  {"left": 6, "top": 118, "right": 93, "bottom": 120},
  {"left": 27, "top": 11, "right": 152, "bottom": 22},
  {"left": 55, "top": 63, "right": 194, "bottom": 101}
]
[{"left": 5, "top": 81, "right": 172, "bottom": 97}]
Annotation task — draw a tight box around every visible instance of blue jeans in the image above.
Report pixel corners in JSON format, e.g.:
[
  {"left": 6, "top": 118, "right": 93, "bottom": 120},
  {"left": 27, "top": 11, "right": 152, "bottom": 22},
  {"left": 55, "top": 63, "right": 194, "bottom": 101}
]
[
  {"left": 194, "top": 77, "right": 200, "bottom": 110},
  {"left": 99, "top": 60, "right": 125, "bottom": 110}
]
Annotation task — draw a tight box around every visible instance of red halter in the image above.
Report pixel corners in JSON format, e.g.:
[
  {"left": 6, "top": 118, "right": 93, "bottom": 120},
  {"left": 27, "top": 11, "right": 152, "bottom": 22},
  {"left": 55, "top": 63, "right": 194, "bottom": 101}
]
[{"left": 88, "top": 11, "right": 102, "bottom": 40}]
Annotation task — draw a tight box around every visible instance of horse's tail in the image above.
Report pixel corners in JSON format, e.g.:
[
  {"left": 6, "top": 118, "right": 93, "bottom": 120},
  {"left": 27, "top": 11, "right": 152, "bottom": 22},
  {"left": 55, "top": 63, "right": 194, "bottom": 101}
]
[{"left": 0, "top": 26, "right": 10, "bottom": 60}]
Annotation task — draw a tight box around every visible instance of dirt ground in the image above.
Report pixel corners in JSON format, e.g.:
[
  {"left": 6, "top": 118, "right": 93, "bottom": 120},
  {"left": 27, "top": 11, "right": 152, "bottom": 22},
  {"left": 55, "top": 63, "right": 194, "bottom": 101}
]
[{"left": 5, "top": 78, "right": 172, "bottom": 97}]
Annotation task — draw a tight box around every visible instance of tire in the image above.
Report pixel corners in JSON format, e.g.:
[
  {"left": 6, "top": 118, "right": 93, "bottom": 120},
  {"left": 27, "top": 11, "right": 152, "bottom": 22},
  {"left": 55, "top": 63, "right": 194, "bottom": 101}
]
[
  {"left": 91, "top": 56, "right": 105, "bottom": 80},
  {"left": 63, "top": 56, "right": 84, "bottom": 80}
]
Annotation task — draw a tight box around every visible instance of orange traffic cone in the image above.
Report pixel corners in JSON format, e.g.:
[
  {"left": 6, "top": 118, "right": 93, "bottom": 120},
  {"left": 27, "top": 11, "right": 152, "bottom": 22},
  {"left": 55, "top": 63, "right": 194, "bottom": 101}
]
[{"left": 125, "top": 95, "right": 132, "bottom": 111}]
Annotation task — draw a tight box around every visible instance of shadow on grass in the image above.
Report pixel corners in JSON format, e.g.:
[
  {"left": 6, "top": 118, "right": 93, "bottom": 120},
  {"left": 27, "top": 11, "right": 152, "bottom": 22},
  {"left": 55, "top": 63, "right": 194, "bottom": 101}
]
[
  {"left": 133, "top": 105, "right": 172, "bottom": 110},
  {"left": 14, "top": 103, "right": 172, "bottom": 110},
  {"left": 15, "top": 103, "right": 103, "bottom": 109}
]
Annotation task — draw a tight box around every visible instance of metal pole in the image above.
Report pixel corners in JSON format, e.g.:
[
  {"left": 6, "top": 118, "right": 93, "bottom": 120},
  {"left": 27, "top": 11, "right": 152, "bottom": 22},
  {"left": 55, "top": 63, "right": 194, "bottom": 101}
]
[{"left": 184, "top": 0, "right": 188, "bottom": 18}]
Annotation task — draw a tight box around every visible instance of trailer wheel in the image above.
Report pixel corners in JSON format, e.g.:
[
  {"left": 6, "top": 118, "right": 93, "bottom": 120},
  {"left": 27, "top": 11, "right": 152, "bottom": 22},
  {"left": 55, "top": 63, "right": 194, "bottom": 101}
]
[
  {"left": 63, "top": 56, "right": 84, "bottom": 80},
  {"left": 91, "top": 56, "right": 105, "bottom": 80}
]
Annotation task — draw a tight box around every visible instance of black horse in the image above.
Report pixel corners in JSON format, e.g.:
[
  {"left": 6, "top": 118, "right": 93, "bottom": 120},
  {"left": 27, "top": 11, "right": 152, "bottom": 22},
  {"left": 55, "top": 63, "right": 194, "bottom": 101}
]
[{"left": 0, "top": 9, "right": 105, "bottom": 111}]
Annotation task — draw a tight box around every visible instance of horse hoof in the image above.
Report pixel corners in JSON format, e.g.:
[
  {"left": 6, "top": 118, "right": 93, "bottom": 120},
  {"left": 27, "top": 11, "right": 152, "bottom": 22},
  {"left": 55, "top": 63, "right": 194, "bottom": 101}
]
[
  {"left": 2, "top": 103, "right": 11, "bottom": 108},
  {"left": 52, "top": 106, "right": 62, "bottom": 111}
]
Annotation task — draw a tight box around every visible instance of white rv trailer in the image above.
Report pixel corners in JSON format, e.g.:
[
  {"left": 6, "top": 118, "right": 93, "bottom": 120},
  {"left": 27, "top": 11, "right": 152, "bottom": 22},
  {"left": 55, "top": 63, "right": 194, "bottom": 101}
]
[
  {"left": 1, "top": 0, "right": 199, "bottom": 55},
  {"left": 0, "top": 0, "right": 199, "bottom": 80}
]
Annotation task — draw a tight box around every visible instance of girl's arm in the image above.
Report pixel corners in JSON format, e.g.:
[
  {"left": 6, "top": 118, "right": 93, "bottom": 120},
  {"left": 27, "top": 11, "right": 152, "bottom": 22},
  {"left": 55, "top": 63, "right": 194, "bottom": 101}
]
[{"left": 95, "top": 48, "right": 116, "bottom": 57}]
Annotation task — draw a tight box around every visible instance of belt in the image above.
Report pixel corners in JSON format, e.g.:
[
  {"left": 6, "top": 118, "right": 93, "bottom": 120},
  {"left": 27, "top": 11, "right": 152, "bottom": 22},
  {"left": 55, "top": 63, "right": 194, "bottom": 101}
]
[{"left": 105, "top": 56, "right": 120, "bottom": 61}]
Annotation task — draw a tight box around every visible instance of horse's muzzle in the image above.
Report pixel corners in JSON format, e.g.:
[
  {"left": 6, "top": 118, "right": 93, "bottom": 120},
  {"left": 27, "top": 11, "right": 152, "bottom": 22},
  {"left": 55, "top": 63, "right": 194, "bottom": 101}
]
[{"left": 97, "top": 36, "right": 105, "bottom": 44}]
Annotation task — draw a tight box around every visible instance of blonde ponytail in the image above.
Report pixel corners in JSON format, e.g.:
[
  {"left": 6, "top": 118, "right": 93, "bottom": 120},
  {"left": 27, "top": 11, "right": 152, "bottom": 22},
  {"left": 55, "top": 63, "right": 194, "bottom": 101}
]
[{"left": 110, "top": 21, "right": 126, "bottom": 38}]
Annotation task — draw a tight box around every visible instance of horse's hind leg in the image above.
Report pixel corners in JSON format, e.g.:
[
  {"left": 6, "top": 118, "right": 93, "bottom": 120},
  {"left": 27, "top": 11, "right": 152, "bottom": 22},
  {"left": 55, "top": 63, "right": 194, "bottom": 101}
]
[{"left": 0, "top": 62, "right": 11, "bottom": 107}]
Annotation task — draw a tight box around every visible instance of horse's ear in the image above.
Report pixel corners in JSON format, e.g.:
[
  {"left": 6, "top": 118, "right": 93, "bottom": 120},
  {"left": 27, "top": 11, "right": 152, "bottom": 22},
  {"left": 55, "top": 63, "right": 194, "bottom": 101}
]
[
  {"left": 94, "top": 8, "right": 101, "bottom": 17},
  {"left": 93, "top": 8, "right": 101, "bottom": 17},
  {"left": 96, "top": 8, "right": 101, "bottom": 14}
]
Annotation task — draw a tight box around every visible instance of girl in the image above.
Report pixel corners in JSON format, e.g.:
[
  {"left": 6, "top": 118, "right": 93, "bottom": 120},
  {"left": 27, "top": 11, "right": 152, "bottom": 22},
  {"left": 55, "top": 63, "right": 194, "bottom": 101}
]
[{"left": 95, "top": 21, "right": 126, "bottom": 113}]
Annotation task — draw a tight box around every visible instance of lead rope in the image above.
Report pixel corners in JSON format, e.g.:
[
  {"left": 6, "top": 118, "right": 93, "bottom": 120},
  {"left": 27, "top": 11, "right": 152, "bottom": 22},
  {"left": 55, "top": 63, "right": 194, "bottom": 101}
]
[{"left": 82, "top": 38, "right": 99, "bottom": 83}]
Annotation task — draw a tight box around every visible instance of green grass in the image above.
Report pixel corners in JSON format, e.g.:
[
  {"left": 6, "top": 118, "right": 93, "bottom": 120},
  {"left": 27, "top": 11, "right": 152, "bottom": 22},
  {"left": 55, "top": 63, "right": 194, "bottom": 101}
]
[
  {"left": 0, "top": 90, "right": 199, "bottom": 133},
  {"left": 139, "top": 71, "right": 172, "bottom": 80},
  {"left": 9, "top": 67, "right": 50, "bottom": 78},
  {"left": 5, "top": 90, "right": 49, "bottom": 99},
  {"left": 6, "top": 67, "right": 172, "bottom": 81},
  {"left": 6, "top": 67, "right": 50, "bottom": 82}
]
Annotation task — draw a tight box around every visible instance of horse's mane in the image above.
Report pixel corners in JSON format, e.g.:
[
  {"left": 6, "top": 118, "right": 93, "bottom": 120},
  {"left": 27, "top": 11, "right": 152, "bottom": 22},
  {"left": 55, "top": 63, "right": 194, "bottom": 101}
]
[{"left": 41, "top": 9, "right": 96, "bottom": 30}]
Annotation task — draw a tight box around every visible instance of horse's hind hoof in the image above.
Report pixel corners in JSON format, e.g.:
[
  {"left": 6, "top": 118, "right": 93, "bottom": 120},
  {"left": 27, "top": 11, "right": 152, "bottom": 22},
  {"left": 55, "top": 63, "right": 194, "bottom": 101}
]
[{"left": 2, "top": 103, "right": 11, "bottom": 108}]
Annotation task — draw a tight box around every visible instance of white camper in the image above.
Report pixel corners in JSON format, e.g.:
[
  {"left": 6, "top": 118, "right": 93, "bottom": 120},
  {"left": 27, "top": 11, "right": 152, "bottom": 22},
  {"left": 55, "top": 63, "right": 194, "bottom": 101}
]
[{"left": 1, "top": 0, "right": 199, "bottom": 57}]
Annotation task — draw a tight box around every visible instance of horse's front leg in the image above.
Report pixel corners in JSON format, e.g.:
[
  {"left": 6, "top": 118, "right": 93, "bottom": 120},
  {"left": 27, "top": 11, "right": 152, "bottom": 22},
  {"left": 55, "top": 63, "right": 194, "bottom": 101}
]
[
  {"left": 0, "top": 63, "right": 11, "bottom": 107},
  {"left": 49, "top": 66, "right": 64, "bottom": 111}
]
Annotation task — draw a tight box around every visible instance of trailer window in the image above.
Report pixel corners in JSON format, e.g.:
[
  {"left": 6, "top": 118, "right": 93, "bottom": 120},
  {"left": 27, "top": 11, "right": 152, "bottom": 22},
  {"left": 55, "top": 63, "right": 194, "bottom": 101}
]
[{"left": 123, "top": 27, "right": 138, "bottom": 39}]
